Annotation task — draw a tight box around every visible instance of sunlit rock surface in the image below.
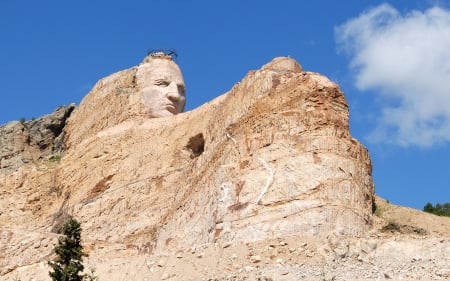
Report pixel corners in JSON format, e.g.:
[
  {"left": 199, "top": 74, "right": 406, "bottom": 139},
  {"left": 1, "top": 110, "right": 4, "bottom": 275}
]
[{"left": 0, "top": 56, "right": 378, "bottom": 278}]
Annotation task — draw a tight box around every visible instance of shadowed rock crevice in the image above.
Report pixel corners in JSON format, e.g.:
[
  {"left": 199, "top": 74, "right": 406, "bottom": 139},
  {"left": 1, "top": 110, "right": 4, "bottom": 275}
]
[
  {"left": 50, "top": 210, "right": 73, "bottom": 234},
  {"left": 185, "top": 133, "right": 205, "bottom": 159},
  {"left": 28, "top": 104, "right": 76, "bottom": 151}
]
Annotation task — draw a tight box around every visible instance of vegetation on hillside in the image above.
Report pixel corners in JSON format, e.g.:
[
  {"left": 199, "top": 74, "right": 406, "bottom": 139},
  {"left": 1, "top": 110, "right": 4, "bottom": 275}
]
[
  {"left": 48, "top": 218, "right": 97, "bottom": 281},
  {"left": 423, "top": 202, "right": 450, "bottom": 217}
]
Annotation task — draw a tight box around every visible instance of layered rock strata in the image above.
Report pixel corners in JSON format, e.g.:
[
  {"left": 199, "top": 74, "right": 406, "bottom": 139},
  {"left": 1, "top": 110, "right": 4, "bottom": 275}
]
[{"left": 0, "top": 56, "right": 374, "bottom": 276}]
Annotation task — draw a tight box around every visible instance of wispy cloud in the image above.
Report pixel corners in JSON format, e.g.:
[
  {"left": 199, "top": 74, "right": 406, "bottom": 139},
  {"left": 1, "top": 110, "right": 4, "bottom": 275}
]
[{"left": 335, "top": 4, "right": 450, "bottom": 147}]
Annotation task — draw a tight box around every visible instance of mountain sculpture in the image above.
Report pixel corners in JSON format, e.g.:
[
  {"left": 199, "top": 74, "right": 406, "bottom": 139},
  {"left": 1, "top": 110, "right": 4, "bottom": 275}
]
[{"left": 5, "top": 55, "right": 446, "bottom": 280}]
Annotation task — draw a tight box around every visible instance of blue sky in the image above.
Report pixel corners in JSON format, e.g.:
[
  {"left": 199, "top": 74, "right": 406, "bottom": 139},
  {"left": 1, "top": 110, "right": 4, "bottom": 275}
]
[{"left": 1, "top": 1, "right": 449, "bottom": 210}]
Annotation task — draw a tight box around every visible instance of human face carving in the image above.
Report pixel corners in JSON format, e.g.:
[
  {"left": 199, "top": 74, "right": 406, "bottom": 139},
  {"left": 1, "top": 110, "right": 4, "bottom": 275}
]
[{"left": 139, "top": 58, "right": 186, "bottom": 118}]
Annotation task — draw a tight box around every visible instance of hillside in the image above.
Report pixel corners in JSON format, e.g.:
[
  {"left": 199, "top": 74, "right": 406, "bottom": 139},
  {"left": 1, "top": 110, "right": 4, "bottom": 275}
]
[
  {"left": 1, "top": 55, "right": 448, "bottom": 281},
  {"left": 3, "top": 197, "right": 449, "bottom": 280}
]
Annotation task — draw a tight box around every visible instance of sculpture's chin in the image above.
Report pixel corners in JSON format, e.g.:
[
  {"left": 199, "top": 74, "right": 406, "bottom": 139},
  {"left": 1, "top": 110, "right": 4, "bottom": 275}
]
[{"left": 148, "top": 110, "right": 178, "bottom": 118}]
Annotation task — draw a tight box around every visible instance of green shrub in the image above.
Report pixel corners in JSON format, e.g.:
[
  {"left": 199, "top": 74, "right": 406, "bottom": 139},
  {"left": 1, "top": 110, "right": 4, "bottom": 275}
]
[{"left": 48, "top": 218, "right": 87, "bottom": 281}]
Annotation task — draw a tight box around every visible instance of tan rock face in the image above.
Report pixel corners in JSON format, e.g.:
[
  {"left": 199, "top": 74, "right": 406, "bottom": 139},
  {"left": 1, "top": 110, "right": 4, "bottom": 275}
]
[{"left": 0, "top": 56, "right": 375, "bottom": 276}]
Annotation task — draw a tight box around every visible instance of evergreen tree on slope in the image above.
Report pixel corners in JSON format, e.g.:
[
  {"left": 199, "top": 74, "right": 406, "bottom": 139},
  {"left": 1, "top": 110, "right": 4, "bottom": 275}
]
[{"left": 49, "top": 218, "right": 87, "bottom": 281}]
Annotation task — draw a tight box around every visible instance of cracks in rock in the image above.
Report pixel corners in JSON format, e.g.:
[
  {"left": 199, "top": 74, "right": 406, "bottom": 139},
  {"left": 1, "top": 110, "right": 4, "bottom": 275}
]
[
  {"left": 255, "top": 158, "right": 274, "bottom": 205},
  {"left": 225, "top": 132, "right": 237, "bottom": 144},
  {"left": 80, "top": 166, "right": 188, "bottom": 210},
  {"left": 221, "top": 130, "right": 276, "bottom": 217},
  {"left": 228, "top": 202, "right": 370, "bottom": 231},
  {"left": 241, "top": 157, "right": 274, "bottom": 216}
]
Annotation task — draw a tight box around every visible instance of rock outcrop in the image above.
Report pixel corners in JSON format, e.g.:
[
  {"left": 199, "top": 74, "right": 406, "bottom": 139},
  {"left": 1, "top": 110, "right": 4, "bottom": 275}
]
[
  {"left": 1, "top": 56, "right": 377, "bottom": 278},
  {"left": 0, "top": 105, "right": 75, "bottom": 172}
]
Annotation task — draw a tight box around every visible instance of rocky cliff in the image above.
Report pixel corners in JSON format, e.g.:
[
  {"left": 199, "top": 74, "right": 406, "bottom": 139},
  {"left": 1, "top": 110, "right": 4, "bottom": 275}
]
[
  {"left": 4, "top": 56, "right": 445, "bottom": 281},
  {"left": 0, "top": 105, "right": 75, "bottom": 172}
]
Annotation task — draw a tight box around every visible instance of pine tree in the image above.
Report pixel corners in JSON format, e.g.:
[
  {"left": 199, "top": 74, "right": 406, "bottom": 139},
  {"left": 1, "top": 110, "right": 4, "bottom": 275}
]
[
  {"left": 49, "top": 218, "right": 87, "bottom": 281},
  {"left": 423, "top": 202, "right": 450, "bottom": 217},
  {"left": 423, "top": 202, "right": 434, "bottom": 213}
]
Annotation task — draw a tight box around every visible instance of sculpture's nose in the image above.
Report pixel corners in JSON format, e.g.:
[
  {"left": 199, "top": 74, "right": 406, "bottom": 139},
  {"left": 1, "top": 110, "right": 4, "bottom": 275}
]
[{"left": 166, "top": 82, "right": 182, "bottom": 102}]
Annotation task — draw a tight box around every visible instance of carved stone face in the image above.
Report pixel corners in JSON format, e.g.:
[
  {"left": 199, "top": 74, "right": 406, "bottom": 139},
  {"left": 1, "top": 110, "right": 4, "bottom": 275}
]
[{"left": 139, "top": 58, "right": 186, "bottom": 118}]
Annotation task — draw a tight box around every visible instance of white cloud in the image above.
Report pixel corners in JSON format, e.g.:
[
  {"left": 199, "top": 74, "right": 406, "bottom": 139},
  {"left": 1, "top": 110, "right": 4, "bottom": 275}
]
[{"left": 335, "top": 4, "right": 450, "bottom": 147}]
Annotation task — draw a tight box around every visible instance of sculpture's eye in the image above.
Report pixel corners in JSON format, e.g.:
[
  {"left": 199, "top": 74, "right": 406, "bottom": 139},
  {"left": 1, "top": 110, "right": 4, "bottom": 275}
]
[
  {"left": 155, "top": 80, "right": 170, "bottom": 87},
  {"left": 178, "top": 84, "right": 186, "bottom": 95}
]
